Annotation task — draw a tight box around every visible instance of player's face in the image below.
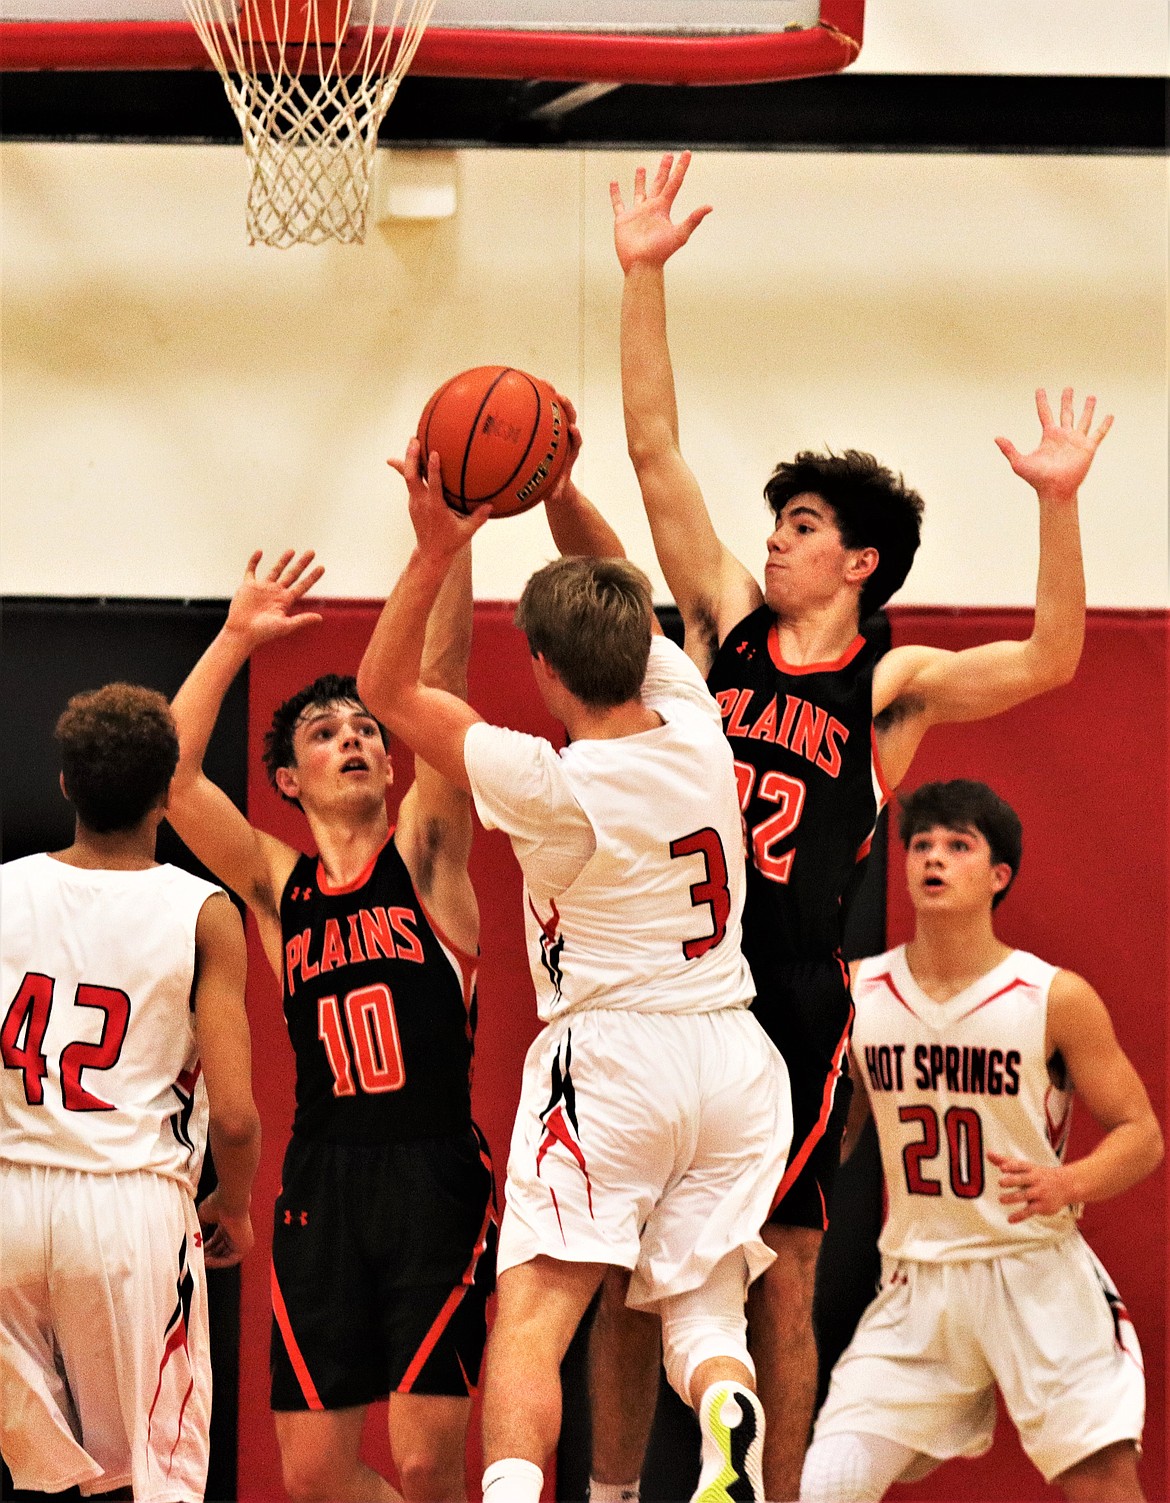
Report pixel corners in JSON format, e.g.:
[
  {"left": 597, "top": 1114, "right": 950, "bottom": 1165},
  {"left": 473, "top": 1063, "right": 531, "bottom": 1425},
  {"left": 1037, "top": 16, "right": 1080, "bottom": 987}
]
[
  {"left": 763, "top": 494, "right": 867, "bottom": 617},
  {"left": 284, "top": 700, "right": 392, "bottom": 814},
  {"left": 905, "top": 824, "right": 1009, "bottom": 914}
]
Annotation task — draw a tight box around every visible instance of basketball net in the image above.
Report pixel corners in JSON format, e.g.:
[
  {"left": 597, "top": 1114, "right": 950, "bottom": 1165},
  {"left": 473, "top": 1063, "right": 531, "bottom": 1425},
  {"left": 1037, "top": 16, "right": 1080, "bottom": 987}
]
[{"left": 184, "top": 0, "right": 437, "bottom": 247}]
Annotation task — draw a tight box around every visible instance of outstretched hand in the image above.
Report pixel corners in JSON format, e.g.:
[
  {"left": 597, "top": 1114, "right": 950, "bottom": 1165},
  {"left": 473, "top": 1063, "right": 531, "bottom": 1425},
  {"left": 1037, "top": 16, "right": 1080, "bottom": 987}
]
[
  {"left": 225, "top": 549, "right": 324, "bottom": 647},
  {"left": 610, "top": 151, "right": 712, "bottom": 274},
  {"left": 995, "top": 387, "right": 1113, "bottom": 503},
  {"left": 389, "top": 438, "right": 492, "bottom": 559},
  {"left": 988, "top": 1150, "right": 1078, "bottom": 1223}
]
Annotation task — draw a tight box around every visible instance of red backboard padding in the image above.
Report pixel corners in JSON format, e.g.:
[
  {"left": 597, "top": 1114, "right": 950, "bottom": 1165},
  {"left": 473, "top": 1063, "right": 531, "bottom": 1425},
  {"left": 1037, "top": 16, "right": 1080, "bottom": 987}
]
[
  {"left": 883, "top": 607, "right": 1167, "bottom": 1503},
  {"left": 0, "top": 0, "right": 864, "bottom": 80}
]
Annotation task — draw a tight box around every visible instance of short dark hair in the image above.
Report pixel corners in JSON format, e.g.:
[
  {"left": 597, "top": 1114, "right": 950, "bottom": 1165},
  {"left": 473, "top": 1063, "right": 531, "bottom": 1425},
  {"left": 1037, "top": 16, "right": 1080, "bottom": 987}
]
[
  {"left": 764, "top": 449, "right": 924, "bottom": 618},
  {"left": 898, "top": 779, "right": 1023, "bottom": 907},
  {"left": 55, "top": 683, "right": 179, "bottom": 833},
  {"left": 515, "top": 556, "right": 653, "bottom": 709},
  {"left": 262, "top": 674, "right": 388, "bottom": 804}
]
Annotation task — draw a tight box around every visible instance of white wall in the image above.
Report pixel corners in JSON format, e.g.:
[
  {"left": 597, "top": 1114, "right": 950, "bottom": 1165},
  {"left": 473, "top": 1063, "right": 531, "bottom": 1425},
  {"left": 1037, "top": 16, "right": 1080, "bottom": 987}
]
[{"left": 2, "top": 145, "right": 1166, "bottom": 607}]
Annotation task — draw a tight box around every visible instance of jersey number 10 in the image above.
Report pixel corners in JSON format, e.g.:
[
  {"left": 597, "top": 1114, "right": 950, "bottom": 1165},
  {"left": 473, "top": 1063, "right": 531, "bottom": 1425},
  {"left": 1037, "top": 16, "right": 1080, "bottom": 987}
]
[{"left": 317, "top": 983, "right": 406, "bottom": 1096}]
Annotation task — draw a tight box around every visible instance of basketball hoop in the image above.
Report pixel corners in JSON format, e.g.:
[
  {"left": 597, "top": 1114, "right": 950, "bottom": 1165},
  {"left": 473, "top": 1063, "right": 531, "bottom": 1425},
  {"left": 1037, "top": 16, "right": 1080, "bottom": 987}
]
[{"left": 183, "top": 0, "right": 437, "bottom": 247}]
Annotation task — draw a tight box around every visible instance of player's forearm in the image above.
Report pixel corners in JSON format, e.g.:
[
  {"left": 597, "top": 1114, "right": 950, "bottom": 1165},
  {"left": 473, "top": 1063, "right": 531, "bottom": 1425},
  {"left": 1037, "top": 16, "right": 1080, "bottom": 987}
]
[
  {"left": 418, "top": 544, "right": 473, "bottom": 700},
  {"left": 207, "top": 1107, "right": 261, "bottom": 1216},
  {"left": 545, "top": 482, "right": 626, "bottom": 559},
  {"left": 1024, "top": 496, "right": 1086, "bottom": 691},
  {"left": 172, "top": 628, "right": 253, "bottom": 784},
  {"left": 1064, "top": 1114, "right": 1164, "bottom": 1206},
  {"left": 357, "top": 546, "right": 452, "bottom": 730},
  {"left": 621, "top": 262, "right": 681, "bottom": 467}
]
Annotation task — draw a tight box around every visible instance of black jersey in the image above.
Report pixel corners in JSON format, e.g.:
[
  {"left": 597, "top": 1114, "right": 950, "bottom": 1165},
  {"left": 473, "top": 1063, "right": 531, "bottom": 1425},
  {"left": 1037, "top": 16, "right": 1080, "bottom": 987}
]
[
  {"left": 707, "top": 606, "right": 889, "bottom": 973},
  {"left": 279, "top": 835, "right": 476, "bottom": 1142}
]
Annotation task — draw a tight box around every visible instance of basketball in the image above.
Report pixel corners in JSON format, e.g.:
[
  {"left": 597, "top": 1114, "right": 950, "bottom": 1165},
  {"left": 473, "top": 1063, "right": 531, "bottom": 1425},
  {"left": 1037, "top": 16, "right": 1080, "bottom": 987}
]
[{"left": 417, "top": 365, "right": 571, "bottom": 517}]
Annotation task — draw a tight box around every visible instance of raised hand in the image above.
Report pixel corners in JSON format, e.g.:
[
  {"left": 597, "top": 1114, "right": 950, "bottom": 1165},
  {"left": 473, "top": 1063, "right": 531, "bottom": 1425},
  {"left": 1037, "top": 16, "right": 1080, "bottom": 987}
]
[
  {"left": 224, "top": 549, "right": 324, "bottom": 647},
  {"left": 610, "top": 151, "right": 712, "bottom": 274},
  {"left": 995, "top": 387, "right": 1113, "bottom": 503},
  {"left": 390, "top": 438, "right": 491, "bottom": 559},
  {"left": 988, "top": 1150, "right": 1077, "bottom": 1223}
]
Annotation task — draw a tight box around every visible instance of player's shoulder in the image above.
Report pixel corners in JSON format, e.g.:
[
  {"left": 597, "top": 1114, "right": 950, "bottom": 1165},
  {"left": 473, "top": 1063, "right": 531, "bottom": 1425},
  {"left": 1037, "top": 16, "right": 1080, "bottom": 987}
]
[{"left": 852, "top": 944, "right": 905, "bottom": 990}]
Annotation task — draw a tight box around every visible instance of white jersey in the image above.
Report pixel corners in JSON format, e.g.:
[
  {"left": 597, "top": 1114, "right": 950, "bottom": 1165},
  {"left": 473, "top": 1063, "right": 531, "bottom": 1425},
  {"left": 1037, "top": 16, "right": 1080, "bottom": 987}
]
[
  {"left": 465, "top": 636, "right": 755, "bottom": 1022},
  {"left": 853, "top": 945, "right": 1076, "bottom": 1261},
  {"left": 0, "top": 853, "right": 221, "bottom": 1194}
]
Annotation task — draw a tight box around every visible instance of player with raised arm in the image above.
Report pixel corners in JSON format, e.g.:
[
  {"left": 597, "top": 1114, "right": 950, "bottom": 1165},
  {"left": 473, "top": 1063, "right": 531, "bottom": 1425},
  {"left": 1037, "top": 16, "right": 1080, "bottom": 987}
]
[
  {"left": 800, "top": 779, "right": 1160, "bottom": 1502},
  {"left": 166, "top": 547, "right": 495, "bottom": 1503},
  {"left": 595, "top": 150, "right": 1115, "bottom": 1502},
  {"left": 356, "top": 441, "right": 794, "bottom": 1503},
  {"left": 0, "top": 683, "right": 261, "bottom": 1501}
]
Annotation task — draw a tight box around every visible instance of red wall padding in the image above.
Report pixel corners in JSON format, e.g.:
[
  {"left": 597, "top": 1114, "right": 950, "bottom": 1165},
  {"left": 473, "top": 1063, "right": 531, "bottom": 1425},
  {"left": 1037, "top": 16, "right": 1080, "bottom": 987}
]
[
  {"left": 884, "top": 608, "right": 1167, "bottom": 1502},
  {"left": 237, "top": 602, "right": 1166, "bottom": 1501}
]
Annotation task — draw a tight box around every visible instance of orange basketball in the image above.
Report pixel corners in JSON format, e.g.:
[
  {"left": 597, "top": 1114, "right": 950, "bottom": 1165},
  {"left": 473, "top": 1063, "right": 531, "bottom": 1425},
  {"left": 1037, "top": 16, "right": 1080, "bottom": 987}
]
[{"left": 417, "top": 365, "right": 571, "bottom": 518}]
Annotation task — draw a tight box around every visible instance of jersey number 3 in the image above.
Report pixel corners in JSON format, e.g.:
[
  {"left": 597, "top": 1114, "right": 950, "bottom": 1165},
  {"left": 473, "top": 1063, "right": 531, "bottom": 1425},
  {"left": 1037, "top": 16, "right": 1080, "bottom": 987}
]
[
  {"left": 318, "top": 984, "right": 406, "bottom": 1097},
  {"left": 670, "top": 828, "right": 731, "bottom": 959},
  {"left": 2, "top": 971, "right": 131, "bottom": 1110}
]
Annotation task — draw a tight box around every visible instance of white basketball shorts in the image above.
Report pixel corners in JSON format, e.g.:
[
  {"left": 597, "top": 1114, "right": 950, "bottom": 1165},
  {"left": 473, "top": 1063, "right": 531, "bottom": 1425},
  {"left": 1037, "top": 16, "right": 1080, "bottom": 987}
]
[
  {"left": 812, "top": 1235, "right": 1144, "bottom": 1483},
  {"left": 497, "top": 1006, "right": 792, "bottom": 1307},
  {"left": 0, "top": 1161, "right": 211, "bottom": 1501}
]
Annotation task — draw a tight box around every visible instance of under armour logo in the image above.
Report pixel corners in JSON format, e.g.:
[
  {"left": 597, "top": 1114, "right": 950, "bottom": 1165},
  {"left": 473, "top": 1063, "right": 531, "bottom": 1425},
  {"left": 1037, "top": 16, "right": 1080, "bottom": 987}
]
[
  {"left": 193, "top": 1231, "right": 204, "bottom": 1248},
  {"left": 289, "top": 887, "right": 314, "bottom": 902},
  {"left": 282, "top": 1209, "right": 309, "bottom": 1226}
]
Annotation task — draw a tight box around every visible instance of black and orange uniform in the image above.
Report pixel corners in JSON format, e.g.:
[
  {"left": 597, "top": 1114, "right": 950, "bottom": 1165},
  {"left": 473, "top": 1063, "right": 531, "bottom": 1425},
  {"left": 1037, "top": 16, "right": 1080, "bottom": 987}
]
[
  {"left": 270, "top": 834, "right": 496, "bottom": 1411},
  {"left": 707, "top": 606, "right": 890, "bottom": 1229}
]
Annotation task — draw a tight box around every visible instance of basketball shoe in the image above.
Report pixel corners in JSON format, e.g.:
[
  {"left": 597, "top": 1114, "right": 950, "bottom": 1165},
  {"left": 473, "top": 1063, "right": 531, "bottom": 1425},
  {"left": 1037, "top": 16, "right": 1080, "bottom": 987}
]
[{"left": 691, "top": 1382, "right": 765, "bottom": 1503}]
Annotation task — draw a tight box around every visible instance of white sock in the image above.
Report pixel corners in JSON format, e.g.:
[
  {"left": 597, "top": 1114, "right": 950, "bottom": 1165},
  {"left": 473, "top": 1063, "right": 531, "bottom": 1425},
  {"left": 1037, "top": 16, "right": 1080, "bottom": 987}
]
[
  {"left": 589, "top": 1480, "right": 641, "bottom": 1503},
  {"left": 482, "top": 1457, "right": 545, "bottom": 1503},
  {"left": 693, "top": 1381, "right": 766, "bottom": 1502}
]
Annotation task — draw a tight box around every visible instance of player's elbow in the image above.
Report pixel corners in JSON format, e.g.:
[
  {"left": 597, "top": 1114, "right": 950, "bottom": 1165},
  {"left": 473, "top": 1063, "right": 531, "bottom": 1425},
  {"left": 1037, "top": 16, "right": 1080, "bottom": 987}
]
[
  {"left": 624, "top": 411, "right": 678, "bottom": 473},
  {"left": 210, "top": 1098, "right": 262, "bottom": 1152},
  {"left": 1140, "top": 1112, "right": 1165, "bottom": 1179},
  {"left": 355, "top": 664, "right": 401, "bottom": 731}
]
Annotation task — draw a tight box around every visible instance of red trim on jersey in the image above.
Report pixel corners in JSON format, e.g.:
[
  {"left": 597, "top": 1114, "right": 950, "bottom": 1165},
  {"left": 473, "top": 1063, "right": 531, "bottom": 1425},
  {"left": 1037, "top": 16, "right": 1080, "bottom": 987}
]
[
  {"left": 870, "top": 723, "right": 894, "bottom": 805},
  {"left": 536, "top": 1104, "right": 595, "bottom": 1218},
  {"left": 869, "top": 970, "right": 921, "bottom": 1021},
  {"left": 271, "top": 1263, "right": 324, "bottom": 1409},
  {"left": 766, "top": 626, "right": 866, "bottom": 676},
  {"left": 855, "top": 832, "right": 873, "bottom": 863},
  {"left": 770, "top": 1003, "right": 854, "bottom": 1212},
  {"left": 418, "top": 896, "right": 479, "bottom": 1018},
  {"left": 1045, "top": 1084, "right": 1073, "bottom": 1152},
  {"left": 955, "top": 975, "right": 1031, "bottom": 1022},
  {"left": 314, "top": 831, "right": 394, "bottom": 896},
  {"left": 175, "top": 1063, "right": 202, "bottom": 1094},
  {"left": 398, "top": 1193, "right": 495, "bottom": 1394}
]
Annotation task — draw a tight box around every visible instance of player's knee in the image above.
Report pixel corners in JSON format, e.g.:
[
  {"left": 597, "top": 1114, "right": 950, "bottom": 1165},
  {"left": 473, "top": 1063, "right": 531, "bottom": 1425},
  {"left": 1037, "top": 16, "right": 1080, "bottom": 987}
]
[
  {"left": 279, "top": 1444, "right": 344, "bottom": 1502},
  {"left": 1055, "top": 1439, "right": 1142, "bottom": 1499},
  {"left": 799, "top": 1432, "right": 917, "bottom": 1503},
  {"left": 751, "top": 1236, "right": 820, "bottom": 1330},
  {"left": 396, "top": 1445, "right": 465, "bottom": 1502},
  {"left": 660, "top": 1312, "right": 753, "bottom": 1408}
]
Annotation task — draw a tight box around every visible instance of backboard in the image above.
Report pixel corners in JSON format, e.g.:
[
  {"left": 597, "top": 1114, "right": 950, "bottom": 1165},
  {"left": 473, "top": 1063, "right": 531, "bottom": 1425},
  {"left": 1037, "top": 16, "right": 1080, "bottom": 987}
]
[{"left": 0, "top": 0, "right": 865, "bottom": 83}]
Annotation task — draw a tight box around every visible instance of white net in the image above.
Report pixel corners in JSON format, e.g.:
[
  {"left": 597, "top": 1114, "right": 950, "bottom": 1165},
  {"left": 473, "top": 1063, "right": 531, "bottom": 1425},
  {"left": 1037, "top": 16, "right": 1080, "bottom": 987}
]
[{"left": 183, "top": 0, "right": 437, "bottom": 247}]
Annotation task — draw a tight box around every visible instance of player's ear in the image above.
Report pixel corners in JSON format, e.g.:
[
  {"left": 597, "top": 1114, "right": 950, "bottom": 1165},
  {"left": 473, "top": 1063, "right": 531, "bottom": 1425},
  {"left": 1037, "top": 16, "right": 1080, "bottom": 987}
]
[
  {"left": 274, "top": 765, "right": 300, "bottom": 801},
  {"left": 990, "top": 861, "right": 1012, "bottom": 896},
  {"left": 58, "top": 771, "right": 71, "bottom": 804},
  {"left": 846, "top": 546, "right": 879, "bottom": 585}
]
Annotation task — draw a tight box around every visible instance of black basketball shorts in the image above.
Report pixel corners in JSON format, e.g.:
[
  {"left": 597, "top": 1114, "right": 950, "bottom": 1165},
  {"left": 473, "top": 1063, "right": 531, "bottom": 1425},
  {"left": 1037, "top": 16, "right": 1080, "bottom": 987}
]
[
  {"left": 749, "top": 959, "right": 855, "bottom": 1232},
  {"left": 270, "top": 1127, "right": 497, "bottom": 1411}
]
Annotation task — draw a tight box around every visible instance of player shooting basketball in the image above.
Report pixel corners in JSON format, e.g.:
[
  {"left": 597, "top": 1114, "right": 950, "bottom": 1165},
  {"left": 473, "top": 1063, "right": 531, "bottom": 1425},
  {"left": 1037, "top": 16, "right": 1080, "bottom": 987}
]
[{"left": 589, "top": 151, "right": 1116, "bottom": 1503}]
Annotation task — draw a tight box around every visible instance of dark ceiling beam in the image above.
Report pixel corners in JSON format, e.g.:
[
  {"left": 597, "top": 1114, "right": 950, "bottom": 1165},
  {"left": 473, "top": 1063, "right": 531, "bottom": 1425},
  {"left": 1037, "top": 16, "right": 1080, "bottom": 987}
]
[{"left": 0, "top": 73, "right": 1164, "bottom": 153}]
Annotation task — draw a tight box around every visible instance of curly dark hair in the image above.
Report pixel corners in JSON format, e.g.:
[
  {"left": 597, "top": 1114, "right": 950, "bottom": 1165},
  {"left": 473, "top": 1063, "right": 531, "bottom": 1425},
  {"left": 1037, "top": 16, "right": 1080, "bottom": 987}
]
[
  {"left": 898, "top": 779, "right": 1023, "bottom": 908},
  {"left": 764, "top": 449, "right": 924, "bottom": 618},
  {"left": 55, "top": 683, "right": 179, "bottom": 833},
  {"left": 262, "top": 674, "right": 388, "bottom": 804}
]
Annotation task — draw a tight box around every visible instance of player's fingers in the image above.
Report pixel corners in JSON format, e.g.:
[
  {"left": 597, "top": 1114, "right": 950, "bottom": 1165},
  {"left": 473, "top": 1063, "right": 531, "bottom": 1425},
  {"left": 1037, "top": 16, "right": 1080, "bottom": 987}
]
[
  {"left": 284, "top": 612, "right": 324, "bottom": 634},
  {"left": 1076, "top": 394, "right": 1096, "bottom": 433},
  {"left": 244, "top": 549, "right": 264, "bottom": 579},
  {"left": 1092, "top": 412, "right": 1114, "bottom": 446},
  {"left": 267, "top": 549, "right": 296, "bottom": 581},
  {"left": 652, "top": 154, "right": 674, "bottom": 199},
  {"left": 1059, "top": 386, "right": 1075, "bottom": 426},
  {"left": 291, "top": 565, "right": 325, "bottom": 598},
  {"left": 1034, "top": 387, "right": 1054, "bottom": 428},
  {"left": 993, "top": 436, "right": 1020, "bottom": 466},
  {"left": 609, "top": 180, "right": 625, "bottom": 215},
  {"left": 633, "top": 165, "right": 646, "bottom": 203},
  {"left": 680, "top": 205, "right": 713, "bottom": 241},
  {"left": 285, "top": 549, "right": 316, "bottom": 583}
]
